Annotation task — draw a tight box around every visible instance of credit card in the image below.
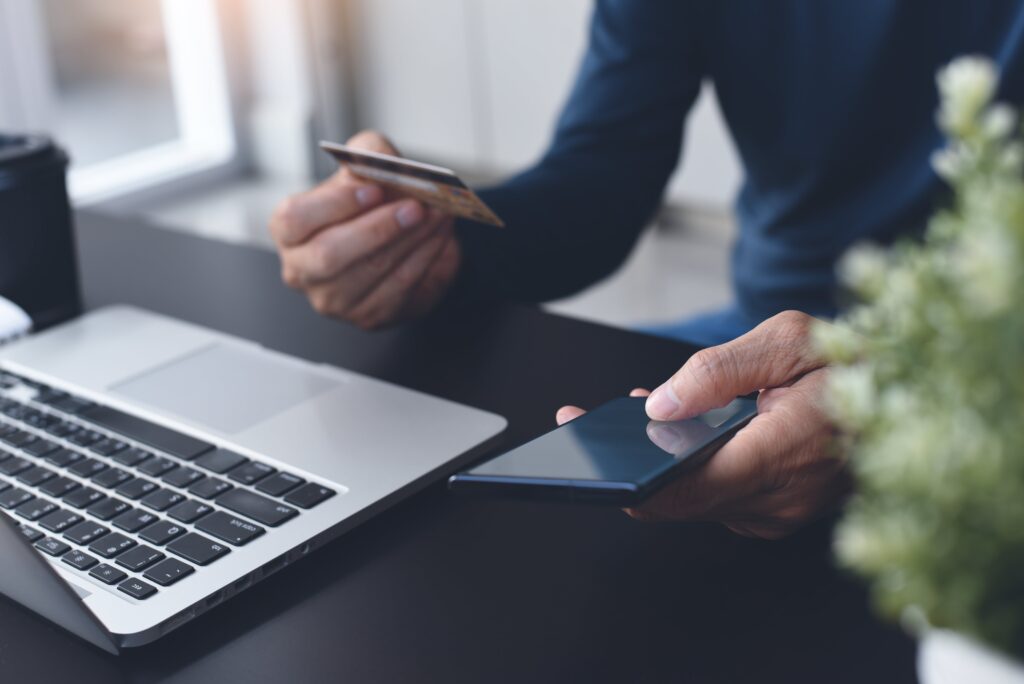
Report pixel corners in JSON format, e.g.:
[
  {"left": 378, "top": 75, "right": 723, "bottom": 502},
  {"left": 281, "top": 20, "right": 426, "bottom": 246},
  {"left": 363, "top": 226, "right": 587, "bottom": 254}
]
[{"left": 319, "top": 141, "right": 505, "bottom": 227}]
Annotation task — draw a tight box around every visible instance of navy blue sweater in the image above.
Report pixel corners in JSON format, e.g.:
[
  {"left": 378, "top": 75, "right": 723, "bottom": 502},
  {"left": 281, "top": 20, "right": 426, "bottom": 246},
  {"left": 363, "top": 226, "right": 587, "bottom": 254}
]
[{"left": 458, "top": 0, "right": 1024, "bottom": 328}]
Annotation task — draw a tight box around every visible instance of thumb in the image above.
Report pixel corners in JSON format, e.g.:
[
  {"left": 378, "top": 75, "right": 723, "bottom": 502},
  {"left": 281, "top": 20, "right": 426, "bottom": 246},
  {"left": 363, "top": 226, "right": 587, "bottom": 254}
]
[
  {"left": 346, "top": 129, "right": 401, "bottom": 156},
  {"left": 645, "top": 311, "right": 824, "bottom": 420}
]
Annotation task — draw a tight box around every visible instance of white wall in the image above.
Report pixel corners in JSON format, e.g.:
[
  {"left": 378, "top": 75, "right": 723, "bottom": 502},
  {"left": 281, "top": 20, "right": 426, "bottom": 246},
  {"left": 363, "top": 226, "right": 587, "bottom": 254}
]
[{"left": 352, "top": 0, "right": 741, "bottom": 210}]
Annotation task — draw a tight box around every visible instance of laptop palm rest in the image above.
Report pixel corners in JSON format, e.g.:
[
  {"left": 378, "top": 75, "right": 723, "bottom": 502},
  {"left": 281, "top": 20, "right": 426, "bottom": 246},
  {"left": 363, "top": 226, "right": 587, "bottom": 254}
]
[{"left": 111, "top": 343, "right": 340, "bottom": 435}]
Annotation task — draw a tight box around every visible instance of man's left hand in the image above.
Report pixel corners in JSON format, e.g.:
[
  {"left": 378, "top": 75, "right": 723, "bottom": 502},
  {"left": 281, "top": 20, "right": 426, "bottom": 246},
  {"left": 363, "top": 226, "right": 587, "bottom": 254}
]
[{"left": 555, "top": 311, "right": 849, "bottom": 539}]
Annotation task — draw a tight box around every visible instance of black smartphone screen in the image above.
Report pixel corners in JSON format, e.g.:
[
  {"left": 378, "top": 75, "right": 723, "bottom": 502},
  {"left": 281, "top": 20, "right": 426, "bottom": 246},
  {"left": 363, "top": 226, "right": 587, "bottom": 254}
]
[{"left": 449, "top": 396, "right": 758, "bottom": 505}]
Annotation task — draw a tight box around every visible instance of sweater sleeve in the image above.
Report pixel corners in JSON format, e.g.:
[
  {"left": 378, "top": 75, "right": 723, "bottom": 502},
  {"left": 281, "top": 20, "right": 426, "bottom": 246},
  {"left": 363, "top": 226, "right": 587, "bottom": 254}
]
[{"left": 454, "top": 0, "right": 705, "bottom": 303}]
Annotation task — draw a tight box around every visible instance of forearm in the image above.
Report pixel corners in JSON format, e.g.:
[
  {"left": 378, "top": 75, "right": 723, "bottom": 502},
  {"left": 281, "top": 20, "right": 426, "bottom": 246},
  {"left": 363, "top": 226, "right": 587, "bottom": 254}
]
[
  {"left": 455, "top": 153, "right": 668, "bottom": 303},
  {"left": 451, "top": 0, "right": 704, "bottom": 304}
]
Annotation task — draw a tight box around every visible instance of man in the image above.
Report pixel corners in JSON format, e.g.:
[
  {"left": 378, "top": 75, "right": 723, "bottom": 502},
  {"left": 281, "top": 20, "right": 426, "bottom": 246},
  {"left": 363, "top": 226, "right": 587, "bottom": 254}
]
[{"left": 270, "top": 1, "right": 1024, "bottom": 538}]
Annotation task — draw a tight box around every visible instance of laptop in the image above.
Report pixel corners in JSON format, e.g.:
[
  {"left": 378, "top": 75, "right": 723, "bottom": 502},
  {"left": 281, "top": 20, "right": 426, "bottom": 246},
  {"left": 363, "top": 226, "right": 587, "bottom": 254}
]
[{"left": 0, "top": 305, "right": 506, "bottom": 653}]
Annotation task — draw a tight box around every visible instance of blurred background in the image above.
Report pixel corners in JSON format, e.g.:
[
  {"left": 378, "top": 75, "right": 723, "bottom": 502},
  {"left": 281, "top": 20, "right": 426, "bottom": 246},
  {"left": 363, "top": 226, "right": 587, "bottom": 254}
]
[{"left": 0, "top": 0, "right": 742, "bottom": 330}]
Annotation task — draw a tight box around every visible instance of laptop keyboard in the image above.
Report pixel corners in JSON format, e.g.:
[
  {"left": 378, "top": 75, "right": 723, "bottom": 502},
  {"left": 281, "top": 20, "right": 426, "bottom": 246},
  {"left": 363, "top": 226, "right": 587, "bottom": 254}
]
[{"left": 0, "top": 370, "right": 336, "bottom": 602}]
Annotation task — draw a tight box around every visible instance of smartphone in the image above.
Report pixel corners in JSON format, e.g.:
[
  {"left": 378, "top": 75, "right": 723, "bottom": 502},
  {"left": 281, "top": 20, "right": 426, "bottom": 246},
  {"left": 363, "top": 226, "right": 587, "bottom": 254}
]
[{"left": 448, "top": 396, "right": 758, "bottom": 506}]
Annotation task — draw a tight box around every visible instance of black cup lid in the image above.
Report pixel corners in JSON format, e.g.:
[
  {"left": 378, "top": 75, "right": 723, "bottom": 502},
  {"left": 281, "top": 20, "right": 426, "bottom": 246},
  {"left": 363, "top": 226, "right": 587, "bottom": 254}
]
[{"left": 0, "top": 133, "right": 57, "bottom": 165}]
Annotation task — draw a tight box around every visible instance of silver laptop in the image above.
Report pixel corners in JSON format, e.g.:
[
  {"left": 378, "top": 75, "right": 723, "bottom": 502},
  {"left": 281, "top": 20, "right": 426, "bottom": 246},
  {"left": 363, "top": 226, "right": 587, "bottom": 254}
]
[{"left": 0, "top": 305, "right": 506, "bottom": 653}]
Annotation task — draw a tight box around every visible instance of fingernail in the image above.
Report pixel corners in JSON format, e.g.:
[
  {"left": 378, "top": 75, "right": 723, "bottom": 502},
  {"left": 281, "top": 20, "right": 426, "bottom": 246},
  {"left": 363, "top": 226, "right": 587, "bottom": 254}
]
[
  {"left": 355, "top": 185, "right": 382, "bottom": 208},
  {"left": 646, "top": 383, "right": 681, "bottom": 420},
  {"left": 395, "top": 201, "right": 423, "bottom": 229}
]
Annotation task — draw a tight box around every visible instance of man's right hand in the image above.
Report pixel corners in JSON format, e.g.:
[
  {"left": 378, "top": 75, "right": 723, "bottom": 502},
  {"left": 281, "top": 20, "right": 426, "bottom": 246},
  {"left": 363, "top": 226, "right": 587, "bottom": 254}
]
[{"left": 270, "top": 130, "right": 462, "bottom": 330}]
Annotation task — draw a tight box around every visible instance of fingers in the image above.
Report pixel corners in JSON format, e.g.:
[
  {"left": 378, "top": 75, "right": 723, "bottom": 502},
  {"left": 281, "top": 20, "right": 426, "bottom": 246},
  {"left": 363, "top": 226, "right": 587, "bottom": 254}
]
[
  {"left": 630, "top": 370, "right": 839, "bottom": 527},
  {"left": 556, "top": 406, "right": 585, "bottom": 425},
  {"left": 646, "top": 310, "right": 825, "bottom": 421},
  {"left": 629, "top": 417, "right": 772, "bottom": 521},
  {"left": 272, "top": 180, "right": 385, "bottom": 248},
  {"left": 287, "top": 199, "right": 429, "bottom": 286},
  {"left": 629, "top": 388, "right": 651, "bottom": 397},
  {"left": 347, "top": 129, "right": 401, "bottom": 156},
  {"left": 270, "top": 130, "right": 402, "bottom": 249},
  {"left": 345, "top": 223, "right": 454, "bottom": 329},
  {"left": 318, "top": 211, "right": 449, "bottom": 316}
]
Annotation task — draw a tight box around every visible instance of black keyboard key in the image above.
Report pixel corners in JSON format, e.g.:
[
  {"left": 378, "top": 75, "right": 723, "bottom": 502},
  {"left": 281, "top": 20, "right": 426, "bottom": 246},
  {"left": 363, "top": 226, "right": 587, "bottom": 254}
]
[
  {"left": 62, "top": 549, "right": 98, "bottom": 571},
  {"left": 143, "top": 558, "right": 194, "bottom": 586},
  {"left": 112, "top": 508, "right": 159, "bottom": 533},
  {"left": 35, "top": 537, "right": 71, "bottom": 556},
  {"left": 139, "top": 520, "right": 186, "bottom": 546},
  {"left": 167, "top": 499, "right": 213, "bottom": 524},
  {"left": 0, "top": 402, "right": 23, "bottom": 417},
  {"left": 216, "top": 489, "right": 297, "bottom": 527},
  {"left": 86, "top": 498, "right": 131, "bottom": 521},
  {"left": 19, "top": 525, "right": 43, "bottom": 543},
  {"left": 89, "top": 532, "right": 137, "bottom": 559},
  {"left": 89, "top": 438, "right": 128, "bottom": 457},
  {"left": 20, "top": 408, "right": 45, "bottom": 424},
  {"left": 44, "top": 448, "right": 83, "bottom": 468},
  {"left": 22, "top": 438, "right": 59, "bottom": 458},
  {"left": 92, "top": 467, "right": 133, "bottom": 489},
  {"left": 16, "top": 498, "right": 57, "bottom": 521},
  {"left": 288, "top": 481, "right": 338, "bottom": 508},
  {"left": 0, "top": 456, "right": 33, "bottom": 476},
  {"left": 35, "top": 388, "right": 68, "bottom": 405},
  {"left": 162, "top": 467, "right": 204, "bottom": 488},
  {"left": 22, "top": 411, "right": 56, "bottom": 430},
  {"left": 50, "top": 396, "right": 94, "bottom": 415},
  {"left": 188, "top": 478, "right": 232, "bottom": 500},
  {"left": 118, "top": 577, "right": 157, "bottom": 599},
  {"left": 196, "top": 512, "right": 265, "bottom": 546},
  {"left": 38, "top": 509, "right": 83, "bottom": 533},
  {"left": 115, "top": 478, "right": 158, "bottom": 500},
  {"left": 63, "top": 487, "right": 106, "bottom": 509},
  {"left": 40, "top": 476, "right": 80, "bottom": 498},
  {"left": 43, "top": 421, "right": 80, "bottom": 439},
  {"left": 166, "top": 533, "right": 230, "bottom": 566},
  {"left": 2, "top": 430, "right": 36, "bottom": 449},
  {"left": 1, "top": 403, "right": 25, "bottom": 418},
  {"left": 0, "top": 487, "right": 33, "bottom": 509},
  {"left": 116, "top": 545, "right": 165, "bottom": 572},
  {"left": 63, "top": 521, "right": 109, "bottom": 546},
  {"left": 138, "top": 456, "right": 177, "bottom": 477},
  {"left": 91, "top": 564, "right": 128, "bottom": 585},
  {"left": 141, "top": 488, "right": 185, "bottom": 512},
  {"left": 17, "top": 466, "right": 56, "bottom": 487},
  {"left": 67, "top": 430, "right": 104, "bottom": 447},
  {"left": 111, "top": 447, "right": 152, "bottom": 468},
  {"left": 79, "top": 405, "right": 213, "bottom": 461},
  {"left": 194, "top": 448, "right": 248, "bottom": 474},
  {"left": 68, "top": 458, "right": 107, "bottom": 479},
  {"left": 229, "top": 461, "right": 276, "bottom": 486},
  {"left": 0, "top": 479, "right": 9, "bottom": 493}
]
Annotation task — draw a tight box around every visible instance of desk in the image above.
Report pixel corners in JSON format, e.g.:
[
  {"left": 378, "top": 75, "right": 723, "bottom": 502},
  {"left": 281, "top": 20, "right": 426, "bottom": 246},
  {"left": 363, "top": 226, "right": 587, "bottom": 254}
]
[{"left": 0, "top": 211, "right": 916, "bottom": 683}]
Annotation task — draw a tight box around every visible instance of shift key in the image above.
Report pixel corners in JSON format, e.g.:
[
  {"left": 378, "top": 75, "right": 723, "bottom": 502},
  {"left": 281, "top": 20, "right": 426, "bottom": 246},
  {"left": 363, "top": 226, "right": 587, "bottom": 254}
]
[
  {"left": 197, "top": 511, "right": 265, "bottom": 546},
  {"left": 216, "top": 489, "right": 297, "bottom": 527}
]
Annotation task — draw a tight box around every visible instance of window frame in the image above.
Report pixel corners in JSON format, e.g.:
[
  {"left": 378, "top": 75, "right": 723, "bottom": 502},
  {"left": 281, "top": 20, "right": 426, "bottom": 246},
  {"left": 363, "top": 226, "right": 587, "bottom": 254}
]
[{"left": 0, "top": 0, "right": 240, "bottom": 206}]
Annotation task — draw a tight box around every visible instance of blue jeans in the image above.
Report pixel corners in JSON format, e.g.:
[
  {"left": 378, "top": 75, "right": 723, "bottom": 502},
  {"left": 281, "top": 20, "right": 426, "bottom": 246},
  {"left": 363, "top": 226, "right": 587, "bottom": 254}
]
[{"left": 638, "top": 306, "right": 757, "bottom": 348}]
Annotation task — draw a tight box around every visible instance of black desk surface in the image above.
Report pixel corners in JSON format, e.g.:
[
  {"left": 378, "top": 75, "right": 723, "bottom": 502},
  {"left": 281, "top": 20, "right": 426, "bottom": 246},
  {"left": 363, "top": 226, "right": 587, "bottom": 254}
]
[{"left": 0, "top": 211, "right": 916, "bottom": 683}]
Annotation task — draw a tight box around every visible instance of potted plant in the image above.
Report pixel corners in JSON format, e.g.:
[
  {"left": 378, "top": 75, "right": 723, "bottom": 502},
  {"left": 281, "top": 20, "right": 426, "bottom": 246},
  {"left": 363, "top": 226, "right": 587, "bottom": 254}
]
[{"left": 816, "top": 56, "right": 1024, "bottom": 683}]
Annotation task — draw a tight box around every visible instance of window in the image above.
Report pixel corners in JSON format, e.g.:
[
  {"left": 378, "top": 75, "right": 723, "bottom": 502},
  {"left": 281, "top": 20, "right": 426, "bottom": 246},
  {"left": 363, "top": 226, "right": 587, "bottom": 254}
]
[{"left": 0, "top": 0, "right": 236, "bottom": 205}]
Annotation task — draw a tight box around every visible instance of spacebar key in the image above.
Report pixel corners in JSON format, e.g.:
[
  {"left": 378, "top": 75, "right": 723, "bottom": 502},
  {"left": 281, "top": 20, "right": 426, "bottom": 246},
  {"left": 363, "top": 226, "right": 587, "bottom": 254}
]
[
  {"left": 79, "top": 405, "right": 214, "bottom": 460},
  {"left": 216, "top": 489, "right": 297, "bottom": 527}
]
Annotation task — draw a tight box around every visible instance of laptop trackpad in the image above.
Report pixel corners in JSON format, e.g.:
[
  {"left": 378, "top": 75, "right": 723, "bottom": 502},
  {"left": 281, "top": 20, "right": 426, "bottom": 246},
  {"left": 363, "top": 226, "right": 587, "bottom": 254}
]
[{"left": 111, "top": 344, "right": 340, "bottom": 434}]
